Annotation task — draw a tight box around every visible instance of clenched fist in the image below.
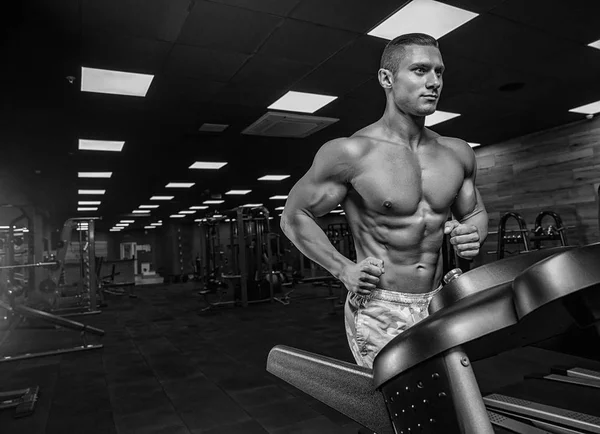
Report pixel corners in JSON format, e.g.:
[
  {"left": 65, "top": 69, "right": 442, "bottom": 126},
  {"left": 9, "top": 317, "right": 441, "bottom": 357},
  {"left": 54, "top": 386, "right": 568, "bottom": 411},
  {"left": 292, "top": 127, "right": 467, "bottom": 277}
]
[
  {"left": 340, "top": 256, "right": 385, "bottom": 296},
  {"left": 444, "top": 220, "right": 480, "bottom": 259}
]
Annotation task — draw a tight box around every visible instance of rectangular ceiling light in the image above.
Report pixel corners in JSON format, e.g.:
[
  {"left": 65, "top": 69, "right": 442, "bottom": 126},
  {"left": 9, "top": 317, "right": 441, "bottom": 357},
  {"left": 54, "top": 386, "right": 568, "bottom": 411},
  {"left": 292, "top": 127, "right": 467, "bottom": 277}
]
[
  {"left": 242, "top": 203, "right": 263, "bottom": 207},
  {"left": 150, "top": 223, "right": 162, "bottom": 226},
  {"left": 203, "top": 200, "right": 224, "bottom": 204},
  {"left": 120, "top": 220, "right": 135, "bottom": 223},
  {"left": 569, "top": 100, "right": 600, "bottom": 115},
  {"left": 258, "top": 175, "right": 290, "bottom": 181},
  {"left": 269, "top": 195, "right": 288, "bottom": 200},
  {"left": 78, "top": 201, "right": 101, "bottom": 206},
  {"left": 268, "top": 91, "right": 337, "bottom": 114},
  {"left": 110, "top": 228, "right": 122, "bottom": 232},
  {"left": 189, "top": 161, "right": 228, "bottom": 170},
  {"left": 179, "top": 210, "right": 196, "bottom": 214},
  {"left": 588, "top": 39, "right": 600, "bottom": 50},
  {"left": 78, "top": 139, "right": 125, "bottom": 152},
  {"left": 132, "top": 210, "right": 151, "bottom": 214},
  {"left": 78, "top": 189, "right": 106, "bottom": 195},
  {"left": 468, "top": 143, "right": 481, "bottom": 148},
  {"left": 116, "top": 223, "right": 129, "bottom": 227},
  {"left": 170, "top": 214, "right": 185, "bottom": 218},
  {"left": 213, "top": 214, "right": 224, "bottom": 218},
  {"left": 226, "top": 190, "right": 251, "bottom": 195},
  {"left": 81, "top": 67, "right": 154, "bottom": 97},
  {"left": 166, "top": 182, "right": 195, "bottom": 188},
  {"left": 425, "top": 111, "right": 461, "bottom": 127},
  {"left": 275, "top": 206, "right": 285, "bottom": 211},
  {"left": 78, "top": 172, "right": 112, "bottom": 178},
  {"left": 77, "top": 207, "right": 98, "bottom": 211},
  {"left": 368, "top": 0, "right": 478, "bottom": 40},
  {"left": 139, "top": 205, "right": 159, "bottom": 209},
  {"left": 150, "top": 196, "right": 174, "bottom": 201},
  {"left": 144, "top": 226, "right": 156, "bottom": 229},
  {"left": 190, "top": 206, "right": 209, "bottom": 210}
]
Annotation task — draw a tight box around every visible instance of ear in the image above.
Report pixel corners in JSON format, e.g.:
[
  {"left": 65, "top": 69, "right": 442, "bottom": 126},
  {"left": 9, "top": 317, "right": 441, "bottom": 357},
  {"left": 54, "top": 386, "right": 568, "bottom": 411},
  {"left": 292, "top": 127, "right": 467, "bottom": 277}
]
[{"left": 378, "top": 68, "right": 393, "bottom": 89}]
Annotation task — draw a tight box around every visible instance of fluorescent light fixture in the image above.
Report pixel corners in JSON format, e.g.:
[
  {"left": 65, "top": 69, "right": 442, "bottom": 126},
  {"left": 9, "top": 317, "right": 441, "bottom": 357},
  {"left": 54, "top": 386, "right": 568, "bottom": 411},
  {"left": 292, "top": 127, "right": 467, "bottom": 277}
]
[
  {"left": 78, "top": 201, "right": 101, "bottom": 206},
  {"left": 203, "top": 200, "right": 224, "bottom": 204},
  {"left": 150, "top": 196, "right": 174, "bottom": 201},
  {"left": 275, "top": 206, "right": 285, "bottom": 211},
  {"left": 120, "top": 220, "right": 135, "bottom": 223},
  {"left": 269, "top": 195, "right": 288, "bottom": 200},
  {"left": 213, "top": 214, "right": 223, "bottom": 218},
  {"left": 132, "top": 210, "right": 150, "bottom": 214},
  {"left": 268, "top": 217, "right": 274, "bottom": 220},
  {"left": 166, "top": 182, "right": 195, "bottom": 188},
  {"left": 144, "top": 226, "right": 156, "bottom": 229},
  {"left": 258, "top": 175, "right": 290, "bottom": 181},
  {"left": 468, "top": 142, "right": 481, "bottom": 148},
  {"left": 170, "top": 214, "right": 185, "bottom": 218},
  {"left": 368, "top": 0, "right": 478, "bottom": 40},
  {"left": 425, "top": 111, "right": 461, "bottom": 127},
  {"left": 81, "top": 67, "right": 154, "bottom": 97},
  {"left": 150, "top": 223, "right": 162, "bottom": 226},
  {"left": 588, "top": 39, "right": 600, "bottom": 50},
  {"left": 116, "top": 223, "right": 129, "bottom": 227},
  {"left": 179, "top": 210, "right": 196, "bottom": 215},
  {"left": 0, "top": 226, "right": 9, "bottom": 229},
  {"left": 189, "top": 161, "right": 228, "bottom": 170},
  {"left": 78, "top": 189, "right": 106, "bottom": 195},
  {"left": 225, "top": 219, "right": 231, "bottom": 222},
  {"left": 226, "top": 190, "right": 251, "bottom": 195},
  {"left": 78, "top": 139, "right": 125, "bottom": 152},
  {"left": 77, "top": 207, "right": 98, "bottom": 211},
  {"left": 190, "top": 206, "right": 209, "bottom": 210},
  {"left": 569, "top": 100, "right": 600, "bottom": 115},
  {"left": 268, "top": 91, "right": 337, "bottom": 114},
  {"left": 110, "top": 228, "right": 122, "bottom": 232},
  {"left": 78, "top": 172, "right": 112, "bottom": 178},
  {"left": 242, "top": 203, "right": 263, "bottom": 207},
  {"left": 139, "top": 205, "right": 159, "bottom": 209}
]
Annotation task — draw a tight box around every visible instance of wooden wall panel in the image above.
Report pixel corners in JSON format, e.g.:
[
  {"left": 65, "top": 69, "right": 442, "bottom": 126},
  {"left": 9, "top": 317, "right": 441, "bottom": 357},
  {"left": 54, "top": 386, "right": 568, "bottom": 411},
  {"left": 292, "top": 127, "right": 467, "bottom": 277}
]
[{"left": 473, "top": 116, "right": 600, "bottom": 266}]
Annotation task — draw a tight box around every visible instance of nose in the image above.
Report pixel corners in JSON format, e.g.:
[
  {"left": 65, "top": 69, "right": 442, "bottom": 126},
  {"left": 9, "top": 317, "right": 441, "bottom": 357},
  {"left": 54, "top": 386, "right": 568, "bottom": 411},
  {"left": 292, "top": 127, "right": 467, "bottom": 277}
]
[{"left": 426, "top": 72, "right": 441, "bottom": 90}]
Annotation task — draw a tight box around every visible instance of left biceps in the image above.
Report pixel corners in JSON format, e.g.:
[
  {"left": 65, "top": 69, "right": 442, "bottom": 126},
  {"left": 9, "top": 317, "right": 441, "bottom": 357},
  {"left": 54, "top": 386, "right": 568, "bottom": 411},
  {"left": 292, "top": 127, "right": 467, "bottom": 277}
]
[{"left": 451, "top": 178, "right": 481, "bottom": 222}]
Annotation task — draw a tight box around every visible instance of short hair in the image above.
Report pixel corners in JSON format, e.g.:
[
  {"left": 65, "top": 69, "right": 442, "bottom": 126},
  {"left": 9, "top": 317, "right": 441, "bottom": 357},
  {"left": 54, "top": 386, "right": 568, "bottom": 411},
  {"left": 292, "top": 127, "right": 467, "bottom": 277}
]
[{"left": 380, "top": 33, "right": 439, "bottom": 76}]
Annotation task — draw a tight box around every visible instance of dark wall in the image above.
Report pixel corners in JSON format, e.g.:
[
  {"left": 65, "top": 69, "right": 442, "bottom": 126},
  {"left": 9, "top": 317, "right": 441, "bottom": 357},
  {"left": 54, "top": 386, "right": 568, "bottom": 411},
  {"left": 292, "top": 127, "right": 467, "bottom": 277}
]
[{"left": 474, "top": 116, "right": 600, "bottom": 266}]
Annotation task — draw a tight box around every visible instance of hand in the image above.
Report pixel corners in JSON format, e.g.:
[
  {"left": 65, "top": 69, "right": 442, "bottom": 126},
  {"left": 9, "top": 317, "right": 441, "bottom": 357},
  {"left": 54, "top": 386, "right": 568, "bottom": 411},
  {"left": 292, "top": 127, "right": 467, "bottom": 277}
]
[
  {"left": 341, "top": 257, "right": 385, "bottom": 296},
  {"left": 444, "top": 220, "right": 480, "bottom": 259}
]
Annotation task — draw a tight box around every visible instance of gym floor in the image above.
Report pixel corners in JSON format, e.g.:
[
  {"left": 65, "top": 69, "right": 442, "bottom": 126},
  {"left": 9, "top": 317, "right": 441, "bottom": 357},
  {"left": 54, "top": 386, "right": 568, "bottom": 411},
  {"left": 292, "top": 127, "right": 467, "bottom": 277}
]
[{"left": 1, "top": 282, "right": 600, "bottom": 434}]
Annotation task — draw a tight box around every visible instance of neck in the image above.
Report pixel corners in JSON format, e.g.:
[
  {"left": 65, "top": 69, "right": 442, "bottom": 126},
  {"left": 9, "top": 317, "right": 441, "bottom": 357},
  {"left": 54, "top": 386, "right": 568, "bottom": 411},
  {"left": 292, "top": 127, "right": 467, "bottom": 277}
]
[{"left": 380, "top": 98, "right": 427, "bottom": 150}]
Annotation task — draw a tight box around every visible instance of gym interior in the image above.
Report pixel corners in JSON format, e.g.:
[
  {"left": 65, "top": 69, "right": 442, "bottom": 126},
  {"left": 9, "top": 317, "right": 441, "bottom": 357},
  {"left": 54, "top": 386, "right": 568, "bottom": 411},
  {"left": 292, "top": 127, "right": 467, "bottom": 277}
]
[{"left": 2, "top": 1, "right": 600, "bottom": 433}]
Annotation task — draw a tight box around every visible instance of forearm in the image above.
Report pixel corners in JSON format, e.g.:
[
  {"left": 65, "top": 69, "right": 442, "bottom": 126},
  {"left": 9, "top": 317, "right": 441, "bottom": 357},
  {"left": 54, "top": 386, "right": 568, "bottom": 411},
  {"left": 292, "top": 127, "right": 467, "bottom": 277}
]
[
  {"left": 460, "top": 208, "right": 489, "bottom": 244},
  {"left": 281, "top": 212, "right": 354, "bottom": 279}
]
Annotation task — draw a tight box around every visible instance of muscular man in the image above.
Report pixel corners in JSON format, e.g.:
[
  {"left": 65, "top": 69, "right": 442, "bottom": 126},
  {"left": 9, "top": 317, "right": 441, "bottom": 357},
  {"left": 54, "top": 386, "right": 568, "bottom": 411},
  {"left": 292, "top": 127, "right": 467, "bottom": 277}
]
[{"left": 280, "top": 33, "right": 489, "bottom": 369}]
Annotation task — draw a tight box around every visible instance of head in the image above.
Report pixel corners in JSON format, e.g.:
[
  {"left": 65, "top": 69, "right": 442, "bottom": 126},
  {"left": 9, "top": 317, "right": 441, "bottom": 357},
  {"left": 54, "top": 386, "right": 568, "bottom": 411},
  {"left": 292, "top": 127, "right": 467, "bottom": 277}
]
[{"left": 378, "top": 33, "right": 444, "bottom": 117}]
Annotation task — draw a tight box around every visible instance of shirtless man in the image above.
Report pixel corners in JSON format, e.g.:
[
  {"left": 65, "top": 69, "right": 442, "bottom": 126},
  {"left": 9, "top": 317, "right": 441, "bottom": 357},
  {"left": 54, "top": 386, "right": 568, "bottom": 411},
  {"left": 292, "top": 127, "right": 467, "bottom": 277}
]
[{"left": 280, "top": 33, "right": 489, "bottom": 369}]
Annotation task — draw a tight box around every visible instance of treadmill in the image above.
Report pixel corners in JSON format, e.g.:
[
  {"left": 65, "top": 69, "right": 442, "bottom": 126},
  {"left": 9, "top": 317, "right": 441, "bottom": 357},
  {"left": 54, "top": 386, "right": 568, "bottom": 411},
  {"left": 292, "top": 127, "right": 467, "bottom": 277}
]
[{"left": 267, "top": 243, "right": 600, "bottom": 433}]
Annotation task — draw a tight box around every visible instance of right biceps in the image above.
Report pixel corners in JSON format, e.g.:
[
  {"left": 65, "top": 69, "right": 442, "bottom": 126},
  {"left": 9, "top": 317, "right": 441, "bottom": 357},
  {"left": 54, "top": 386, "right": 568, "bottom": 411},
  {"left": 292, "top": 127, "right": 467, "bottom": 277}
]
[{"left": 285, "top": 174, "right": 348, "bottom": 219}]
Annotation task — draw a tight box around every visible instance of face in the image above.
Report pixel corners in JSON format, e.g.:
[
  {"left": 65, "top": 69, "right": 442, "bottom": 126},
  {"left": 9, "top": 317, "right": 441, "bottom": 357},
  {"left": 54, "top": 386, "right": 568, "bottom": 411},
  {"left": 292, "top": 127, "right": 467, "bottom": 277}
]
[{"left": 379, "top": 45, "right": 445, "bottom": 117}]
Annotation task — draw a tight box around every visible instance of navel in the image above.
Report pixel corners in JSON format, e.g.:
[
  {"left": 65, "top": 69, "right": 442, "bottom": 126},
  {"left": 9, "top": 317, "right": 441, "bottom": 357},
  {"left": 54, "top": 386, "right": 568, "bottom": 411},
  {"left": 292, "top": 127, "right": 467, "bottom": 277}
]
[{"left": 383, "top": 200, "right": 392, "bottom": 209}]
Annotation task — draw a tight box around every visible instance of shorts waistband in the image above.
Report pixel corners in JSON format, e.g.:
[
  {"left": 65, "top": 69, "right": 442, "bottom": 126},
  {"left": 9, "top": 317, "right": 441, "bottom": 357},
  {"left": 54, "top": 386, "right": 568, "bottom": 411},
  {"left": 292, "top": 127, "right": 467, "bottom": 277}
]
[{"left": 350, "top": 284, "right": 442, "bottom": 306}]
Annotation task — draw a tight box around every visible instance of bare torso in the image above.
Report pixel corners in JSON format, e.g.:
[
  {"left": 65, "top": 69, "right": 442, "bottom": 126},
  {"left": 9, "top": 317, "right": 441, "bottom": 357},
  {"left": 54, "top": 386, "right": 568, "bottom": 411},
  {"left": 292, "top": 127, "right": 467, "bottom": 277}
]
[{"left": 342, "top": 123, "right": 465, "bottom": 294}]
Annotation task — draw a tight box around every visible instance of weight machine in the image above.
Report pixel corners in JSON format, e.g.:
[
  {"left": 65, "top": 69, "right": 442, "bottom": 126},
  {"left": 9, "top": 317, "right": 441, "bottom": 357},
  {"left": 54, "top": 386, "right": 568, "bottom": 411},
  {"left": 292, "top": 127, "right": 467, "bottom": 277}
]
[
  {"left": 487, "top": 211, "right": 571, "bottom": 260},
  {"left": 32, "top": 217, "right": 102, "bottom": 316},
  {"left": 199, "top": 206, "right": 283, "bottom": 311}
]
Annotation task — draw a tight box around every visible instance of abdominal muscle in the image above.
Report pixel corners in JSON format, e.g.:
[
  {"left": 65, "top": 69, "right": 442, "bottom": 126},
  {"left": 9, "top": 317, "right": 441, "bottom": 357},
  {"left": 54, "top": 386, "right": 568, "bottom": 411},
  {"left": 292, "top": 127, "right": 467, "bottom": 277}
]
[{"left": 346, "top": 209, "right": 447, "bottom": 294}]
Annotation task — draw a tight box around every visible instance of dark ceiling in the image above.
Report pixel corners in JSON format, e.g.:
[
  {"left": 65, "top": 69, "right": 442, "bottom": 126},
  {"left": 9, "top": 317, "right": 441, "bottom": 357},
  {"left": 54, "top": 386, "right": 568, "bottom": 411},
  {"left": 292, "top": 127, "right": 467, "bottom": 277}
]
[{"left": 2, "top": 0, "right": 600, "bottom": 230}]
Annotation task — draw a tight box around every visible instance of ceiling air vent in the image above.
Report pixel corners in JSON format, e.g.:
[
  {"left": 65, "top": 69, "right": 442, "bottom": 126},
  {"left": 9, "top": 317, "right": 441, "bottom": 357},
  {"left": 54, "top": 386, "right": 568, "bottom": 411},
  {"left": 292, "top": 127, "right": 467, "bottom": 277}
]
[
  {"left": 242, "top": 111, "right": 339, "bottom": 138},
  {"left": 199, "top": 123, "right": 229, "bottom": 132}
]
